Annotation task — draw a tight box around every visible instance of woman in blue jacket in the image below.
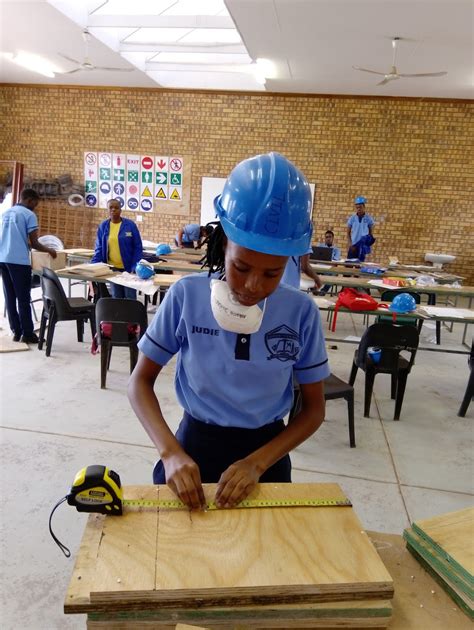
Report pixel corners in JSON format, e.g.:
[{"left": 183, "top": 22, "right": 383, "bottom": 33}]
[{"left": 91, "top": 199, "right": 143, "bottom": 299}]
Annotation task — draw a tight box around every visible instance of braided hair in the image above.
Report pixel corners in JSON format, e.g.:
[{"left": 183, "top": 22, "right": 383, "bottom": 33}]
[{"left": 201, "top": 222, "right": 226, "bottom": 275}]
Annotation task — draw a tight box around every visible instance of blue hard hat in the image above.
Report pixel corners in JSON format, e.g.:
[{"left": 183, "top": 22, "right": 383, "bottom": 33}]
[
  {"left": 214, "top": 152, "right": 313, "bottom": 256},
  {"left": 355, "top": 196, "right": 367, "bottom": 205},
  {"left": 389, "top": 293, "right": 417, "bottom": 313},
  {"left": 135, "top": 260, "right": 155, "bottom": 280},
  {"left": 156, "top": 243, "right": 172, "bottom": 256}
]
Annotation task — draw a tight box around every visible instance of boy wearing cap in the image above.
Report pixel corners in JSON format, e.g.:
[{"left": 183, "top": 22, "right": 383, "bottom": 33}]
[{"left": 347, "top": 196, "right": 375, "bottom": 258}]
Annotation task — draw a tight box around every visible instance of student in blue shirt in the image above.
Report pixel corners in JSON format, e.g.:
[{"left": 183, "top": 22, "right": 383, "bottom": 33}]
[
  {"left": 175, "top": 223, "right": 214, "bottom": 249},
  {"left": 347, "top": 196, "right": 374, "bottom": 257},
  {"left": 280, "top": 247, "right": 322, "bottom": 291},
  {"left": 128, "top": 153, "right": 329, "bottom": 510},
  {"left": 0, "top": 188, "right": 57, "bottom": 343},
  {"left": 317, "top": 230, "right": 341, "bottom": 261}
]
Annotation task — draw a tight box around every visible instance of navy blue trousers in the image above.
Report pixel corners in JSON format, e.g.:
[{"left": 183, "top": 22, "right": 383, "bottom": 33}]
[
  {"left": 0, "top": 263, "right": 34, "bottom": 337},
  {"left": 153, "top": 413, "right": 291, "bottom": 484}
]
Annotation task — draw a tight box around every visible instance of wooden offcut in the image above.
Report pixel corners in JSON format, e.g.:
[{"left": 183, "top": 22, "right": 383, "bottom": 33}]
[{"left": 65, "top": 483, "right": 393, "bottom": 626}]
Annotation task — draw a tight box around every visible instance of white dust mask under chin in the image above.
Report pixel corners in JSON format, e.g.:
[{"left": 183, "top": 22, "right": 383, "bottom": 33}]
[{"left": 210, "top": 279, "right": 266, "bottom": 334}]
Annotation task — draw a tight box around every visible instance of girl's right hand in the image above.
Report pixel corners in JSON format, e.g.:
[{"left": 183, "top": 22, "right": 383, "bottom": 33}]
[{"left": 161, "top": 451, "right": 206, "bottom": 510}]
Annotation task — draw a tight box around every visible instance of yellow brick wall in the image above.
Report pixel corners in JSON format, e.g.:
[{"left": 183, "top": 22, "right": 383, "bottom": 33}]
[{"left": 0, "top": 85, "right": 473, "bottom": 282}]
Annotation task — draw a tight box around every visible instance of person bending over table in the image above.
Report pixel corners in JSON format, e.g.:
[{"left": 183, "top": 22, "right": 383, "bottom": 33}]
[
  {"left": 128, "top": 152, "right": 329, "bottom": 510},
  {"left": 175, "top": 223, "right": 214, "bottom": 249},
  {"left": 91, "top": 198, "right": 143, "bottom": 299}
]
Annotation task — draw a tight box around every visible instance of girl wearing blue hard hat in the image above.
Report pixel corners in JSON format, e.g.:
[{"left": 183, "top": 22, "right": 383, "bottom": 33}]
[{"left": 128, "top": 153, "right": 330, "bottom": 510}]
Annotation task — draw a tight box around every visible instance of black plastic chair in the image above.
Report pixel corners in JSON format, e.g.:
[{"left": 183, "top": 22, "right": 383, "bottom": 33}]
[
  {"left": 38, "top": 268, "right": 96, "bottom": 357},
  {"left": 290, "top": 374, "right": 356, "bottom": 447},
  {"left": 378, "top": 290, "right": 423, "bottom": 334},
  {"left": 349, "top": 323, "right": 419, "bottom": 420},
  {"left": 458, "top": 341, "right": 474, "bottom": 417},
  {"left": 95, "top": 298, "right": 148, "bottom": 389}
]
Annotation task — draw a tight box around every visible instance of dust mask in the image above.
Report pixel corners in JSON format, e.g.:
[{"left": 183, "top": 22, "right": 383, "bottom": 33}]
[{"left": 210, "top": 279, "right": 266, "bottom": 334}]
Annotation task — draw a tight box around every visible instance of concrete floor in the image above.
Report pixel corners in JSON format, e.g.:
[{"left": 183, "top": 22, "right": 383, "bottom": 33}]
[{"left": 0, "top": 281, "right": 473, "bottom": 629}]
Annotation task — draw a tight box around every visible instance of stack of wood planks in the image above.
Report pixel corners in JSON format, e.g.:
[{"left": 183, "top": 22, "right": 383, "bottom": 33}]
[
  {"left": 403, "top": 507, "right": 473, "bottom": 620},
  {"left": 65, "top": 483, "right": 395, "bottom": 628}
]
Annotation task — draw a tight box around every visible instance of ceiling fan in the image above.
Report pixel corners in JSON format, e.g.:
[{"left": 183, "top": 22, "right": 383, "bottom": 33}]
[
  {"left": 353, "top": 37, "right": 447, "bottom": 86},
  {"left": 59, "top": 29, "right": 134, "bottom": 74}
]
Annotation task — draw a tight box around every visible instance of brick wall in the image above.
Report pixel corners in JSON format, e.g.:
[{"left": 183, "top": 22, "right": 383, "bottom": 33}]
[{"left": 0, "top": 85, "right": 472, "bottom": 282}]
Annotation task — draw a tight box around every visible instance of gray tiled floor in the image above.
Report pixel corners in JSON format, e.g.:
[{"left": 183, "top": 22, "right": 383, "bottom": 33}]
[{"left": 0, "top": 282, "right": 472, "bottom": 629}]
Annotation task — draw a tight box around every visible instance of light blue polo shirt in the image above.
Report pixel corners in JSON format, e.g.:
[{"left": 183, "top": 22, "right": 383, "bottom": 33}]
[
  {"left": 0, "top": 204, "right": 38, "bottom": 265},
  {"left": 280, "top": 246, "right": 313, "bottom": 289},
  {"left": 347, "top": 214, "right": 374, "bottom": 245},
  {"left": 181, "top": 223, "right": 200, "bottom": 243},
  {"left": 139, "top": 274, "right": 330, "bottom": 428},
  {"left": 317, "top": 243, "right": 341, "bottom": 260}
]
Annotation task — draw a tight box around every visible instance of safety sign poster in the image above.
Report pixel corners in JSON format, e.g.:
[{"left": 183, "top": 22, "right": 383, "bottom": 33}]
[{"left": 84, "top": 152, "right": 184, "bottom": 210}]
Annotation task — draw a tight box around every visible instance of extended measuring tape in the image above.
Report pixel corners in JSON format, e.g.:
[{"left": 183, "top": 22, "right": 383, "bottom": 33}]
[{"left": 49, "top": 465, "right": 352, "bottom": 557}]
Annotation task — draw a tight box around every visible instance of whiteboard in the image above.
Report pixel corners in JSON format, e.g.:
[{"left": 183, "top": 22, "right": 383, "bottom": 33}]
[{"left": 200, "top": 177, "right": 316, "bottom": 226}]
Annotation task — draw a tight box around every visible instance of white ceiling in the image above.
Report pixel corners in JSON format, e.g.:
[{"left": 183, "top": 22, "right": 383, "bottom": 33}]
[{"left": 0, "top": 0, "right": 472, "bottom": 98}]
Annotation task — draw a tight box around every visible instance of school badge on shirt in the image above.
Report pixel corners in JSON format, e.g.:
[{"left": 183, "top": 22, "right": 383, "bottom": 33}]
[{"left": 265, "top": 325, "right": 300, "bottom": 362}]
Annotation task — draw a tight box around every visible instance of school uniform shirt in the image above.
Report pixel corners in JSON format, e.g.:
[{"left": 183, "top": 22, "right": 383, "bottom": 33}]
[
  {"left": 317, "top": 243, "right": 341, "bottom": 261},
  {"left": 139, "top": 274, "right": 330, "bottom": 429},
  {"left": 280, "top": 246, "right": 313, "bottom": 289},
  {"left": 178, "top": 223, "right": 200, "bottom": 244},
  {"left": 107, "top": 220, "right": 124, "bottom": 269},
  {"left": 91, "top": 217, "right": 142, "bottom": 273},
  {"left": 347, "top": 214, "right": 374, "bottom": 245},
  {"left": 0, "top": 204, "right": 38, "bottom": 265}
]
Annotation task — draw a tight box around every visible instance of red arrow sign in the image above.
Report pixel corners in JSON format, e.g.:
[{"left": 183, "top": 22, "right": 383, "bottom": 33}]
[
  {"left": 142, "top": 156, "right": 153, "bottom": 169},
  {"left": 157, "top": 159, "right": 166, "bottom": 169}
]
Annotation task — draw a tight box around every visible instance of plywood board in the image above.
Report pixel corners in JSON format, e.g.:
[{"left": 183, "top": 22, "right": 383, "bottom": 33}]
[
  {"left": 153, "top": 273, "right": 184, "bottom": 287},
  {"left": 86, "top": 598, "right": 392, "bottom": 627},
  {"left": 0, "top": 335, "right": 29, "bottom": 353},
  {"left": 84, "top": 483, "right": 392, "bottom": 612},
  {"left": 152, "top": 260, "right": 207, "bottom": 273},
  {"left": 412, "top": 508, "right": 474, "bottom": 583},
  {"left": 368, "top": 532, "right": 473, "bottom": 629},
  {"left": 403, "top": 528, "right": 473, "bottom": 600}
]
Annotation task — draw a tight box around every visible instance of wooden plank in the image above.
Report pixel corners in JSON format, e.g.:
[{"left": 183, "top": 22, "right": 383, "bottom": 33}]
[
  {"left": 152, "top": 260, "right": 207, "bottom": 273},
  {"left": 368, "top": 531, "right": 473, "bottom": 629},
  {"left": 403, "top": 528, "right": 473, "bottom": 600},
  {"left": 85, "top": 598, "right": 392, "bottom": 625},
  {"left": 411, "top": 508, "right": 474, "bottom": 582},
  {"left": 86, "top": 483, "right": 392, "bottom": 612},
  {"left": 65, "top": 513, "right": 106, "bottom": 612},
  {"left": 77, "top": 486, "right": 158, "bottom": 611},
  {"left": 406, "top": 542, "right": 473, "bottom": 620},
  {"left": 153, "top": 274, "right": 184, "bottom": 287}
]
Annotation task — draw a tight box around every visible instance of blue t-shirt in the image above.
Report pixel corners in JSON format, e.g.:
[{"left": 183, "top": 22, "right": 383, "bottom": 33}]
[
  {"left": 0, "top": 204, "right": 38, "bottom": 265},
  {"left": 280, "top": 246, "right": 313, "bottom": 289},
  {"left": 138, "top": 274, "right": 330, "bottom": 429},
  {"left": 317, "top": 243, "right": 341, "bottom": 260},
  {"left": 180, "top": 224, "right": 200, "bottom": 243},
  {"left": 347, "top": 214, "right": 374, "bottom": 245}
]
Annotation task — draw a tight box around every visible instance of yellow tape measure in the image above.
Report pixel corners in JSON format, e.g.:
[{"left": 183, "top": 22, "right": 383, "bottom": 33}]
[
  {"left": 122, "top": 497, "right": 352, "bottom": 510},
  {"left": 66, "top": 465, "right": 352, "bottom": 516}
]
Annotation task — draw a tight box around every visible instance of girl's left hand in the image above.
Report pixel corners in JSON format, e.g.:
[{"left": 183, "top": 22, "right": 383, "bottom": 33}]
[{"left": 215, "top": 458, "right": 262, "bottom": 508}]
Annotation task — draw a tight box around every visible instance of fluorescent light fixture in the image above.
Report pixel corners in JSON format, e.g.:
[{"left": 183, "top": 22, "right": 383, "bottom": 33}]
[
  {"left": 161, "top": 0, "right": 229, "bottom": 16},
  {"left": 148, "top": 70, "right": 265, "bottom": 90},
  {"left": 91, "top": 0, "right": 175, "bottom": 15},
  {"left": 150, "top": 52, "right": 251, "bottom": 64},
  {"left": 179, "top": 28, "right": 241, "bottom": 44},
  {"left": 3, "top": 52, "right": 58, "bottom": 77},
  {"left": 256, "top": 58, "right": 277, "bottom": 79},
  {"left": 123, "top": 28, "right": 193, "bottom": 43}
]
